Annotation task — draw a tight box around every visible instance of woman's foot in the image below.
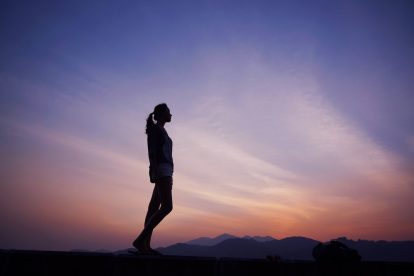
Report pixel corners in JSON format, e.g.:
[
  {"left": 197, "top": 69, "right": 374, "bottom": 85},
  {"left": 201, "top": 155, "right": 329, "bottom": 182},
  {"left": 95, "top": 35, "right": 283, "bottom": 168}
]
[{"left": 132, "top": 237, "right": 150, "bottom": 253}]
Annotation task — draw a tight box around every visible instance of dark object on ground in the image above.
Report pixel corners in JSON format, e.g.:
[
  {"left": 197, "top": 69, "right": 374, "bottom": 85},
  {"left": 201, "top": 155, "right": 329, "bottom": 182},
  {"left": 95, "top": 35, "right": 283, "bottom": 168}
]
[
  {"left": 266, "top": 254, "right": 281, "bottom": 262},
  {"left": 313, "top": 240, "right": 361, "bottom": 261}
]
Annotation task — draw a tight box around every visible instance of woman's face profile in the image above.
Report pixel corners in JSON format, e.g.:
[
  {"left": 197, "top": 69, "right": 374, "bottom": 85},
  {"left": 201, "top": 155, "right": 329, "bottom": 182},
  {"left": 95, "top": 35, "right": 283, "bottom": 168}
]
[{"left": 163, "top": 107, "right": 172, "bottom": 122}]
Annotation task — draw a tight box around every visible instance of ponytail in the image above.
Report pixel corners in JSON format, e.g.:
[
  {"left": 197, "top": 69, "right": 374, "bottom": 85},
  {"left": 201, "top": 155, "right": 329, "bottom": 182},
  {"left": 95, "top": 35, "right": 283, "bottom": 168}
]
[{"left": 145, "top": 112, "right": 155, "bottom": 134}]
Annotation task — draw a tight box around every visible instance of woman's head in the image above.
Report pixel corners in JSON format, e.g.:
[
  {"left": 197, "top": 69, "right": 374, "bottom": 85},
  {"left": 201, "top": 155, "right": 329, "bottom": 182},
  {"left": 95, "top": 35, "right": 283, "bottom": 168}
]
[
  {"left": 146, "top": 103, "right": 172, "bottom": 134},
  {"left": 153, "top": 103, "right": 172, "bottom": 123}
]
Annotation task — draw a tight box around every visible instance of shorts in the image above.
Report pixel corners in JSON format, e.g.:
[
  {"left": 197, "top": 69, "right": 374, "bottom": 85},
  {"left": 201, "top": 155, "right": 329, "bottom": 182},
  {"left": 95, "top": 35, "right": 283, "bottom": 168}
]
[
  {"left": 157, "top": 163, "right": 174, "bottom": 178},
  {"left": 149, "top": 163, "right": 173, "bottom": 183}
]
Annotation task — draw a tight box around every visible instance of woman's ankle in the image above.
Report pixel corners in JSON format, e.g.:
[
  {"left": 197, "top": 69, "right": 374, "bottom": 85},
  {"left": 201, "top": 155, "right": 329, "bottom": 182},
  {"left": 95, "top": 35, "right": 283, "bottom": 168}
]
[{"left": 133, "top": 234, "right": 146, "bottom": 246}]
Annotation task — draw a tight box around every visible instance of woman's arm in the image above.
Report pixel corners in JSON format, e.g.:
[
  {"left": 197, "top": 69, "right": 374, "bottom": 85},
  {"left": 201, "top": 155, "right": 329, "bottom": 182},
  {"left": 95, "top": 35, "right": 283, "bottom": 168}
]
[{"left": 147, "top": 128, "right": 163, "bottom": 167}]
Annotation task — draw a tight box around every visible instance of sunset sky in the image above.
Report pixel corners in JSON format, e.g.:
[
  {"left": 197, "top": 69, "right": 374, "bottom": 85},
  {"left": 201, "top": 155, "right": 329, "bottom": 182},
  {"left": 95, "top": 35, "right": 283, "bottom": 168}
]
[{"left": 1, "top": 0, "right": 414, "bottom": 251}]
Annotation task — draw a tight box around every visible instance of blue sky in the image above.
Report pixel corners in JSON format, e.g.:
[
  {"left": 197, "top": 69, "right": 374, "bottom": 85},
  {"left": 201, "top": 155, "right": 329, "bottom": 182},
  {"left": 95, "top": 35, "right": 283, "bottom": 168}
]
[{"left": 1, "top": 0, "right": 414, "bottom": 251}]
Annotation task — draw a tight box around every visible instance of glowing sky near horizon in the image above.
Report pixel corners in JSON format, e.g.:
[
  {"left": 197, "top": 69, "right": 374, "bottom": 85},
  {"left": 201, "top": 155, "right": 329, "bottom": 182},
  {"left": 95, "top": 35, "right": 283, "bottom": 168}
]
[{"left": 1, "top": 0, "right": 414, "bottom": 251}]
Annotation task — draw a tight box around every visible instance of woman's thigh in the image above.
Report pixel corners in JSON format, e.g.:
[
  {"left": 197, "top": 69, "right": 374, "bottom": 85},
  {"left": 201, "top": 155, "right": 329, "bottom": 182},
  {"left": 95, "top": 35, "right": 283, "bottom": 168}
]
[
  {"left": 148, "top": 185, "right": 160, "bottom": 209},
  {"left": 155, "top": 177, "right": 172, "bottom": 206}
]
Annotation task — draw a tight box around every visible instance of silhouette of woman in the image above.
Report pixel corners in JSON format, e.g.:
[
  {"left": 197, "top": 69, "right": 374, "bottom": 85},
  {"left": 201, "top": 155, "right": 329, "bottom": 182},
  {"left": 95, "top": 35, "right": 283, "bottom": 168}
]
[{"left": 133, "top": 103, "right": 173, "bottom": 255}]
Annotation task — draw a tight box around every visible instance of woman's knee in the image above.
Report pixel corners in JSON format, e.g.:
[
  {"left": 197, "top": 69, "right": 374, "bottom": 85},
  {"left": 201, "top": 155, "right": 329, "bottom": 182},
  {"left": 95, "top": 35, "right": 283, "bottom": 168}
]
[
  {"left": 148, "top": 203, "right": 159, "bottom": 214},
  {"left": 148, "top": 198, "right": 160, "bottom": 210},
  {"left": 161, "top": 203, "right": 173, "bottom": 214}
]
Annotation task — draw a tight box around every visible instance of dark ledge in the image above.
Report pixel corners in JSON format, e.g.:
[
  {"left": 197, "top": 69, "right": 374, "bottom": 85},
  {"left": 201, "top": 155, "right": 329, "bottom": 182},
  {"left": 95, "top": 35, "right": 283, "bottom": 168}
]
[{"left": 1, "top": 249, "right": 413, "bottom": 276}]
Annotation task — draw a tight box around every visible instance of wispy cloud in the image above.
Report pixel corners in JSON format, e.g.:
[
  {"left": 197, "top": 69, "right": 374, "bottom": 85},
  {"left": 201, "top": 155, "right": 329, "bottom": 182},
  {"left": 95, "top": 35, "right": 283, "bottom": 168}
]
[{"left": 164, "top": 55, "right": 414, "bottom": 240}]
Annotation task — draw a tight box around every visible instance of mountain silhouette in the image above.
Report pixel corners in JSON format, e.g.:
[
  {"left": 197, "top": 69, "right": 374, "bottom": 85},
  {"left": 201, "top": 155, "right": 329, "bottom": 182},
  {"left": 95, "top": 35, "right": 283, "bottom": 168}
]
[
  {"left": 186, "top": 233, "right": 275, "bottom": 246},
  {"left": 185, "top": 233, "right": 237, "bottom": 246},
  {"left": 154, "top": 234, "right": 414, "bottom": 261},
  {"left": 242, "top": 235, "right": 275, "bottom": 242},
  {"left": 158, "top": 236, "right": 319, "bottom": 260}
]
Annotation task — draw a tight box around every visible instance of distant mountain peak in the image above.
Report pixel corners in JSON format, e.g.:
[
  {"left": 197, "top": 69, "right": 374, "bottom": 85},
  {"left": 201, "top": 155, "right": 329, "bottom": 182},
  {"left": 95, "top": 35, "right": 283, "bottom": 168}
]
[
  {"left": 186, "top": 233, "right": 277, "bottom": 246},
  {"left": 242, "top": 235, "right": 275, "bottom": 242},
  {"left": 216, "top": 233, "right": 236, "bottom": 239},
  {"left": 185, "top": 233, "right": 238, "bottom": 246}
]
